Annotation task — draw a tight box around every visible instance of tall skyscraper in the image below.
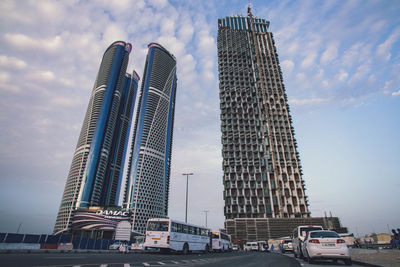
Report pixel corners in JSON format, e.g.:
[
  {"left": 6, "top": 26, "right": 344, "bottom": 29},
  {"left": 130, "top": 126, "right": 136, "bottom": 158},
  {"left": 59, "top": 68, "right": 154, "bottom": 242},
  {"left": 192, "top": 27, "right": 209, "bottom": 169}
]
[
  {"left": 123, "top": 43, "right": 177, "bottom": 234},
  {"left": 218, "top": 10, "right": 310, "bottom": 220},
  {"left": 54, "top": 41, "right": 139, "bottom": 235}
]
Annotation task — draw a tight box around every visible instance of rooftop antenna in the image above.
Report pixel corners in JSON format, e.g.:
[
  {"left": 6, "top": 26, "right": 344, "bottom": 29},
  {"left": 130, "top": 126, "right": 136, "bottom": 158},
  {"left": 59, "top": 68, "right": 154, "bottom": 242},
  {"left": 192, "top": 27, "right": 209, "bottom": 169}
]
[{"left": 247, "top": 0, "right": 253, "bottom": 17}]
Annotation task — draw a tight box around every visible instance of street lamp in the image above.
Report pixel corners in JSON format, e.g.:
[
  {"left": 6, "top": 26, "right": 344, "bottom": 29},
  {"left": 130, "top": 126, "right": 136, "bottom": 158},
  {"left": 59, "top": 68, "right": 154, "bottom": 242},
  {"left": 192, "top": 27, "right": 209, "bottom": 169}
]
[
  {"left": 203, "top": 210, "right": 209, "bottom": 227},
  {"left": 182, "top": 173, "right": 194, "bottom": 223}
]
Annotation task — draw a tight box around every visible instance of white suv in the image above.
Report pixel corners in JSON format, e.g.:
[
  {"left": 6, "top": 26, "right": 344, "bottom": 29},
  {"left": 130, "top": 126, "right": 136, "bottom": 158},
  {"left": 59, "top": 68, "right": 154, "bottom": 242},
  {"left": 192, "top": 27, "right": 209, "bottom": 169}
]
[{"left": 292, "top": 225, "right": 323, "bottom": 259}]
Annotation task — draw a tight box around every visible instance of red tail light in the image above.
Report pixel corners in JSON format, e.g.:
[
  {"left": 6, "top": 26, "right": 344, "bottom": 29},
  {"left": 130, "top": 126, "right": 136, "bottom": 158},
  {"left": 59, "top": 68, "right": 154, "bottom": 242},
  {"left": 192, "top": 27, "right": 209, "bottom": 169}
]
[
  {"left": 309, "top": 239, "right": 320, "bottom": 244},
  {"left": 167, "top": 235, "right": 170, "bottom": 244},
  {"left": 337, "top": 239, "right": 345, "bottom": 244}
]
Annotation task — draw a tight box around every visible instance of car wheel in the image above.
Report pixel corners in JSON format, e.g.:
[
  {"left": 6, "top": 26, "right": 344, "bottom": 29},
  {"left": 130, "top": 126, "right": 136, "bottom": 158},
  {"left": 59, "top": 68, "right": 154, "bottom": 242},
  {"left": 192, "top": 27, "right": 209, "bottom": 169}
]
[
  {"left": 182, "top": 243, "right": 189, "bottom": 255},
  {"left": 344, "top": 258, "right": 352, "bottom": 265}
]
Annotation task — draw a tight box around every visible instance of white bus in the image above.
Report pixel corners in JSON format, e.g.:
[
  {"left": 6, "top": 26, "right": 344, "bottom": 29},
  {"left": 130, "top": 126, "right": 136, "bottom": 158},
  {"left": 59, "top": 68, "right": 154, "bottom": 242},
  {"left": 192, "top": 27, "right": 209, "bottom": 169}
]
[
  {"left": 212, "top": 231, "right": 232, "bottom": 252},
  {"left": 144, "top": 218, "right": 211, "bottom": 254}
]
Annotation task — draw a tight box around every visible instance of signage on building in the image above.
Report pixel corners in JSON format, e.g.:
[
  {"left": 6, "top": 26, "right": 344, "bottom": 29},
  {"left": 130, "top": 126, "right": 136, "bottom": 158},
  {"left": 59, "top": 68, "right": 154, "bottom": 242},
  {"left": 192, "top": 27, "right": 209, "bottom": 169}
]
[{"left": 71, "top": 208, "right": 131, "bottom": 231}]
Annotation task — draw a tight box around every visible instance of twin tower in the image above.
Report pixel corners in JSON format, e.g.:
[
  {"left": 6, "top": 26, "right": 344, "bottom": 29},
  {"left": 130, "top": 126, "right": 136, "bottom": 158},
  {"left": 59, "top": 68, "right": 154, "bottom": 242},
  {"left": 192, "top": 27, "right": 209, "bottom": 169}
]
[{"left": 54, "top": 41, "right": 177, "bottom": 235}]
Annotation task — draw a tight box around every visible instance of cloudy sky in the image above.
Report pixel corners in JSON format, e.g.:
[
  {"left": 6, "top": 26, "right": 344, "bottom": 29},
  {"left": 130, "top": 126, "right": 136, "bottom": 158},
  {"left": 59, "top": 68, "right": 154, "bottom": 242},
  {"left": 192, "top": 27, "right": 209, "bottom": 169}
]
[{"left": 0, "top": 0, "right": 399, "bottom": 237}]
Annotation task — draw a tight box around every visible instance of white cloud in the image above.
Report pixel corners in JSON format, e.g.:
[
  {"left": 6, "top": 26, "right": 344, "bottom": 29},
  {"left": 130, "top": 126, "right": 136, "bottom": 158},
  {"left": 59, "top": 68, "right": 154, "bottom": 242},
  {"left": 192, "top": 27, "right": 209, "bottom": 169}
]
[
  {"left": 281, "top": 60, "right": 294, "bottom": 74},
  {"left": 178, "top": 21, "right": 194, "bottom": 43},
  {"left": 148, "top": 0, "right": 168, "bottom": 9},
  {"left": 0, "top": 55, "right": 27, "bottom": 69},
  {"left": 320, "top": 43, "right": 338, "bottom": 64},
  {"left": 102, "top": 23, "right": 128, "bottom": 46},
  {"left": 348, "top": 63, "right": 371, "bottom": 83},
  {"left": 335, "top": 69, "right": 349, "bottom": 82},
  {"left": 4, "top": 33, "right": 62, "bottom": 53},
  {"left": 376, "top": 27, "right": 400, "bottom": 61},
  {"left": 301, "top": 51, "right": 317, "bottom": 68},
  {"left": 0, "top": 71, "right": 10, "bottom": 83},
  {"left": 289, "top": 97, "right": 331, "bottom": 106},
  {"left": 50, "top": 97, "right": 80, "bottom": 107},
  {"left": 392, "top": 89, "right": 400, "bottom": 97}
]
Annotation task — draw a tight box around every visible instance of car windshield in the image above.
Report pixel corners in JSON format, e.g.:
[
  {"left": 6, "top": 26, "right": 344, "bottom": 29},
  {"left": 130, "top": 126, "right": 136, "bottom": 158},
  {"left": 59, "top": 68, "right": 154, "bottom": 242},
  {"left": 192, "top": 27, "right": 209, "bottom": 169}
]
[
  {"left": 147, "top": 221, "right": 169, "bottom": 232},
  {"left": 310, "top": 231, "right": 340, "bottom": 238}
]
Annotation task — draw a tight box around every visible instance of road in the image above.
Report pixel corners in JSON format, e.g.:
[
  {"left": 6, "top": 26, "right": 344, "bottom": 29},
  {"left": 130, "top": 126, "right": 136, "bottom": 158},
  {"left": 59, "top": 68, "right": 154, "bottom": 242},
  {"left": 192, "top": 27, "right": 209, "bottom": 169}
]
[{"left": 0, "top": 251, "right": 364, "bottom": 267}]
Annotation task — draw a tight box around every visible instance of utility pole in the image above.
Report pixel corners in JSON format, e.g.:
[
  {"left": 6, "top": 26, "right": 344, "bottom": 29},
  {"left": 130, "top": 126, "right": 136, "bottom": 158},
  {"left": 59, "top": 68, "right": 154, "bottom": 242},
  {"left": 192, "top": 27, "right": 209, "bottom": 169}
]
[
  {"left": 182, "top": 173, "right": 194, "bottom": 223},
  {"left": 203, "top": 210, "right": 210, "bottom": 227}
]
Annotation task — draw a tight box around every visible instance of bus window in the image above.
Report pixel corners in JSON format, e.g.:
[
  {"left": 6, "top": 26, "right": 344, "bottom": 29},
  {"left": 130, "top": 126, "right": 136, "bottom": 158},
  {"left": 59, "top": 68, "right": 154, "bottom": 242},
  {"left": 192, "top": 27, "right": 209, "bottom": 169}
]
[
  {"left": 183, "top": 224, "right": 188, "bottom": 234},
  {"left": 171, "top": 222, "right": 178, "bottom": 232},
  {"left": 147, "top": 221, "right": 169, "bottom": 232}
]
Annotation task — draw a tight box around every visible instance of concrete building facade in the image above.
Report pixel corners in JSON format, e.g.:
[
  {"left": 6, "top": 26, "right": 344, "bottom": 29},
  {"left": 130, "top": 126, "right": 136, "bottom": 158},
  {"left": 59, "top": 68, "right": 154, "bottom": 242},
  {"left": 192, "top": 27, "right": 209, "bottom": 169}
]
[{"left": 218, "top": 10, "right": 310, "bottom": 221}]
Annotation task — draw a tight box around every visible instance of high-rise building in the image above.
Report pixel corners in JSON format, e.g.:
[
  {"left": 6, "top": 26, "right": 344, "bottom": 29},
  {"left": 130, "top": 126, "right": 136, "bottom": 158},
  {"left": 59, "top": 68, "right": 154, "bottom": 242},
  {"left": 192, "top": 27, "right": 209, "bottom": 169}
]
[
  {"left": 123, "top": 43, "right": 177, "bottom": 234},
  {"left": 54, "top": 41, "right": 139, "bottom": 235},
  {"left": 218, "top": 10, "right": 310, "bottom": 221}
]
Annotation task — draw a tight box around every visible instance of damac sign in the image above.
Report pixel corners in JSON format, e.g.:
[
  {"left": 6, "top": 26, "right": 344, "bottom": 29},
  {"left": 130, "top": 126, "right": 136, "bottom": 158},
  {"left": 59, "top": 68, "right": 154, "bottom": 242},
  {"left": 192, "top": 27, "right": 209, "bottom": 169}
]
[{"left": 96, "top": 210, "right": 128, "bottom": 217}]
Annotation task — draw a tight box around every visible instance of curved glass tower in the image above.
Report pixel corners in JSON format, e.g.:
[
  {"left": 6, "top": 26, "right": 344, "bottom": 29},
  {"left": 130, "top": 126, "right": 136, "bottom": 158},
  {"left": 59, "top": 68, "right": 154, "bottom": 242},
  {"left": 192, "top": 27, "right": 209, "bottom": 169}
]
[
  {"left": 54, "top": 41, "right": 138, "bottom": 235},
  {"left": 124, "top": 43, "right": 177, "bottom": 234}
]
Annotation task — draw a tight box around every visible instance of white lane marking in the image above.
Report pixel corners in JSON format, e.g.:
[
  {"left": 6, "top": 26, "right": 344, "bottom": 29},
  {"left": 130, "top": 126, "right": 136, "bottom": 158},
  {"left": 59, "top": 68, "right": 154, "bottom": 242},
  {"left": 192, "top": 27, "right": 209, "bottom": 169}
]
[
  {"left": 100, "top": 265, "right": 108, "bottom": 267},
  {"left": 124, "top": 264, "right": 130, "bottom": 267},
  {"left": 171, "top": 261, "right": 179, "bottom": 264},
  {"left": 143, "top": 263, "right": 150, "bottom": 266},
  {"left": 44, "top": 257, "right": 85, "bottom": 259},
  {"left": 157, "top": 262, "right": 165, "bottom": 265},
  {"left": 73, "top": 265, "right": 81, "bottom": 267}
]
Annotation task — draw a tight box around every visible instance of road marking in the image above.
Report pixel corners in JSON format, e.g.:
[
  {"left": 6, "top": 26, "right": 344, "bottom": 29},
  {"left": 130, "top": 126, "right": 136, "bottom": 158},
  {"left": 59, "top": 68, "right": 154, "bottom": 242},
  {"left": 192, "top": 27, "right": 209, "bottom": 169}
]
[
  {"left": 44, "top": 257, "right": 86, "bottom": 259},
  {"left": 124, "top": 264, "right": 130, "bottom": 267},
  {"left": 143, "top": 263, "right": 150, "bottom": 266},
  {"left": 73, "top": 266, "right": 81, "bottom": 267},
  {"left": 100, "top": 265, "right": 108, "bottom": 267},
  {"left": 171, "top": 261, "right": 179, "bottom": 264},
  {"left": 157, "top": 262, "right": 165, "bottom": 265}
]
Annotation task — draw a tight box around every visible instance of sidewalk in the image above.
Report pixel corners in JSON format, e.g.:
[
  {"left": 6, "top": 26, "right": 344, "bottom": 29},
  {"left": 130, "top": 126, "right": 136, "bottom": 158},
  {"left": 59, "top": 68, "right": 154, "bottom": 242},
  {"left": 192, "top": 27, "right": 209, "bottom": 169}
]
[{"left": 351, "top": 248, "right": 400, "bottom": 267}]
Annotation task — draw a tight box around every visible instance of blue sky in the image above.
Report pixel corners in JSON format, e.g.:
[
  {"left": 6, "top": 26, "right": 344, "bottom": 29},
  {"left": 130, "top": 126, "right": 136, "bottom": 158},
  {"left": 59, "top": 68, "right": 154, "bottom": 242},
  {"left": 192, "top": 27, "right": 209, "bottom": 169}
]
[{"left": 0, "top": 0, "right": 399, "bottom": 237}]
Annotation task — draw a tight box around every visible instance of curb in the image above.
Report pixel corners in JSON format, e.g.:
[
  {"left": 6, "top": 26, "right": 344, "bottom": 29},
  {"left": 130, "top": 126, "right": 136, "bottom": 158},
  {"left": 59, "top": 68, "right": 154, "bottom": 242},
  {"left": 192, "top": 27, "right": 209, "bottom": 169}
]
[{"left": 351, "top": 260, "right": 384, "bottom": 267}]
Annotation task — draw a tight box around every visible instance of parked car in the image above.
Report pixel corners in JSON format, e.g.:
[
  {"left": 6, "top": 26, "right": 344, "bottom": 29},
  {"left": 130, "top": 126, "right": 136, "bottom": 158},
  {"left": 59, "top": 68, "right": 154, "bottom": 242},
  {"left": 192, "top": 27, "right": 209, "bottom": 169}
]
[
  {"left": 292, "top": 225, "right": 324, "bottom": 259},
  {"left": 232, "top": 245, "right": 239, "bottom": 251},
  {"left": 109, "top": 241, "right": 123, "bottom": 250},
  {"left": 302, "top": 230, "right": 352, "bottom": 265},
  {"left": 282, "top": 239, "right": 293, "bottom": 253}
]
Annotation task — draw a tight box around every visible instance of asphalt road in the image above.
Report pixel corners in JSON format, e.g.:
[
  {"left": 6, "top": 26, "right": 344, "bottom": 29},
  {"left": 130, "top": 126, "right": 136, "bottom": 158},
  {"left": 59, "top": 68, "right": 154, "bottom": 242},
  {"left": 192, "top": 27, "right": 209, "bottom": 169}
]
[
  {"left": 0, "top": 251, "right": 301, "bottom": 267},
  {"left": 0, "top": 251, "right": 367, "bottom": 267}
]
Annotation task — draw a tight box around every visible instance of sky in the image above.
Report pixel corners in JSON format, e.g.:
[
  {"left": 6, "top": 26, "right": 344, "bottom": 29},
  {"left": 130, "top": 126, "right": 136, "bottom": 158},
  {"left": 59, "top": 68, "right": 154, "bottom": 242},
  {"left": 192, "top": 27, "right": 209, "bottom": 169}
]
[{"left": 0, "top": 0, "right": 399, "bottom": 237}]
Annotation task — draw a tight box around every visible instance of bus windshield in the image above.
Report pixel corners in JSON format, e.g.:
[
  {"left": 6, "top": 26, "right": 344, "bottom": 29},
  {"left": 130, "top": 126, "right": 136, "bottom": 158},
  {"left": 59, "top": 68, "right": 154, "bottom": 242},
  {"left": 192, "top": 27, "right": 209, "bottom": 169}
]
[
  {"left": 147, "top": 221, "right": 169, "bottom": 232},
  {"left": 212, "top": 233, "right": 220, "bottom": 239}
]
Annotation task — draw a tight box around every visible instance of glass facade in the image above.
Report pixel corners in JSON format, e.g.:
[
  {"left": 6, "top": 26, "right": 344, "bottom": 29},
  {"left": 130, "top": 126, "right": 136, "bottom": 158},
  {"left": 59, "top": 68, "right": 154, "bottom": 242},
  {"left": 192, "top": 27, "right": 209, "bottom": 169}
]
[
  {"left": 54, "top": 41, "right": 138, "bottom": 235},
  {"left": 123, "top": 43, "right": 177, "bottom": 234}
]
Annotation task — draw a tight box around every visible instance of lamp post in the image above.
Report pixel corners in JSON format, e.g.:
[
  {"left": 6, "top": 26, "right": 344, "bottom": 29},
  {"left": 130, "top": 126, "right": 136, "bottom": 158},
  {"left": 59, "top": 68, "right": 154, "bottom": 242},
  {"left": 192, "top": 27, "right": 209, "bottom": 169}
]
[
  {"left": 203, "top": 210, "right": 209, "bottom": 227},
  {"left": 182, "top": 173, "right": 194, "bottom": 223}
]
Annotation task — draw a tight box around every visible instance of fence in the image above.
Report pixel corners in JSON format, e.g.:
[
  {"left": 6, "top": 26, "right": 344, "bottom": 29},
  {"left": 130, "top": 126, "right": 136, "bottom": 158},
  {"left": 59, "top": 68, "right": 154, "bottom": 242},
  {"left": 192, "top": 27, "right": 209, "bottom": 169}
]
[{"left": 0, "top": 232, "right": 125, "bottom": 250}]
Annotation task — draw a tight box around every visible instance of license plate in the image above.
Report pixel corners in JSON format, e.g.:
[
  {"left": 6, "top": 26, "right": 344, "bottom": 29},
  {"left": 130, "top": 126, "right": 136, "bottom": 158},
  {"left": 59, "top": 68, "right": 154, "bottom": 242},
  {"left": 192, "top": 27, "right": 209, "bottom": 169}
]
[{"left": 322, "top": 243, "right": 335, "bottom": 247}]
